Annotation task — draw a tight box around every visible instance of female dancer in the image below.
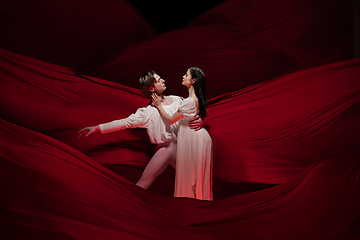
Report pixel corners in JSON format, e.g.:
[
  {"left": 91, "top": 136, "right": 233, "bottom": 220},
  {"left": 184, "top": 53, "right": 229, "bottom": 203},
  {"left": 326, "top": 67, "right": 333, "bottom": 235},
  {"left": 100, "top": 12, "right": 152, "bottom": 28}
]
[{"left": 152, "top": 67, "right": 213, "bottom": 201}]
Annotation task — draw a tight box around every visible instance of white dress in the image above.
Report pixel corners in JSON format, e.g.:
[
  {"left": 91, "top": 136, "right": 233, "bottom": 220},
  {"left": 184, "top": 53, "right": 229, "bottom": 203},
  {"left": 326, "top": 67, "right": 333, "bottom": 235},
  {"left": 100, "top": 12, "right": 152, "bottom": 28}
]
[{"left": 175, "top": 97, "right": 213, "bottom": 201}]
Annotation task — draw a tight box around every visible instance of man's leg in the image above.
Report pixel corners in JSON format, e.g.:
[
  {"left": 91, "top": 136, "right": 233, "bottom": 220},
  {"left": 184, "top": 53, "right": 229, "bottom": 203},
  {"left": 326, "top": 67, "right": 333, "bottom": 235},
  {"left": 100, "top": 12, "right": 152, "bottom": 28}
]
[{"left": 136, "top": 141, "right": 176, "bottom": 189}]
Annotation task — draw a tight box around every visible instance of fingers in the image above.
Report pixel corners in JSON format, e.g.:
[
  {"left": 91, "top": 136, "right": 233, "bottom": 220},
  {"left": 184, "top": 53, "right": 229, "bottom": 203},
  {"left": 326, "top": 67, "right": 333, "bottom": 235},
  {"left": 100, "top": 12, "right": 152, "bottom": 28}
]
[
  {"left": 189, "top": 115, "right": 200, "bottom": 122},
  {"left": 78, "top": 130, "right": 87, "bottom": 138},
  {"left": 78, "top": 128, "right": 89, "bottom": 138},
  {"left": 77, "top": 128, "right": 86, "bottom": 134},
  {"left": 189, "top": 118, "right": 203, "bottom": 131},
  {"left": 151, "top": 93, "right": 160, "bottom": 106},
  {"left": 151, "top": 93, "right": 156, "bottom": 102},
  {"left": 189, "top": 119, "right": 200, "bottom": 124},
  {"left": 189, "top": 124, "right": 202, "bottom": 130},
  {"left": 189, "top": 120, "right": 202, "bottom": 126},
  {"left": 189, "top": 122, "right": 198, "bottom": 127},
  {"left": 190, "top": 126, "right": 200, "bottom": 131}
]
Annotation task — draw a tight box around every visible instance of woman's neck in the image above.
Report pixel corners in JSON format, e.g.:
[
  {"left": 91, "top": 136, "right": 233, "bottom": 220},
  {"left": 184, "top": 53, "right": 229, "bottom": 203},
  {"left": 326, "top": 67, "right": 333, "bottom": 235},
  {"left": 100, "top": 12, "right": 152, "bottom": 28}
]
[{"left": 188, "top": 86, "right": 196, "bottom": 98}]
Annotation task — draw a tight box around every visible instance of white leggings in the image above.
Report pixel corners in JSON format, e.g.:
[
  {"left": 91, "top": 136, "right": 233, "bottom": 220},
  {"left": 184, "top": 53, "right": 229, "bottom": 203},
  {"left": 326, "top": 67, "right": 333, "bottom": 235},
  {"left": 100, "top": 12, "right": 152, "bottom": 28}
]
[{"left": 136, "top": 141, "right": 176, "bottom": 189}]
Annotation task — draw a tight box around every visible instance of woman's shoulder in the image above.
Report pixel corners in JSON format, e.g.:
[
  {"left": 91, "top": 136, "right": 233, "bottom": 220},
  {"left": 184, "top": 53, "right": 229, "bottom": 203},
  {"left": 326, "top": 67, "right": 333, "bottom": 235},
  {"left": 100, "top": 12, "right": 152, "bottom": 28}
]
[
  {"left": 167, "top": 95, "right": 184, "bottom": 106},
  {"left": 178, "top": 97, "right": 197, "bottom": 113},
  {"left": 184, "top": 97, "right": 197, "bottom": 105}
]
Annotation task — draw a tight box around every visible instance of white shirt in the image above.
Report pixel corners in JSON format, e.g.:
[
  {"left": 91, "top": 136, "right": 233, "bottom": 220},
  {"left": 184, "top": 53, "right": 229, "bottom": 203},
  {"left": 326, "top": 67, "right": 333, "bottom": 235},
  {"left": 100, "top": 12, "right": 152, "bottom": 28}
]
[{"left": 99, "top": 95, "right": 182, "bottom": 144}]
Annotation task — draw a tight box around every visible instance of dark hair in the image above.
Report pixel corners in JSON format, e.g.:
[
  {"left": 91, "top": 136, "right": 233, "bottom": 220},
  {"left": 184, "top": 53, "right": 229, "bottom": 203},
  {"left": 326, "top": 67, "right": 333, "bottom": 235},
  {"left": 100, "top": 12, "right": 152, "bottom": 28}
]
[
  {"left": 139, "top": 70, "right": 156, "bottom": 98},
  {"left": 189, "top": 67, "right": 207, "bottom": 118}
]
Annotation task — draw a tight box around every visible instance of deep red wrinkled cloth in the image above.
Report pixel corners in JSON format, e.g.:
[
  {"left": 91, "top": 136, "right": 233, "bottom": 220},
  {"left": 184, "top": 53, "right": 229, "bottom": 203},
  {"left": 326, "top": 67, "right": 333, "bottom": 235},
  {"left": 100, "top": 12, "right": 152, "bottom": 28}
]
[
  {"left": 0, "top": 0, "right": 156, "bottom": 69},
  {"left": 0, "top": 0, "right": 353, "bottom": 98},
  {"left": 1, "top": 48, "right": 360, "bottom": 239},
  {"left": 1, "top": 118, "right": 360, "bottom": 239},
  {"left": 1, "top": 0, "right": 359, "bottom": 238},
  {"left": 1, "top": 48, "right": 359, "bottom": 184},
  {"left": 79, "top": 0, "right": 353, "bottom": 98}
]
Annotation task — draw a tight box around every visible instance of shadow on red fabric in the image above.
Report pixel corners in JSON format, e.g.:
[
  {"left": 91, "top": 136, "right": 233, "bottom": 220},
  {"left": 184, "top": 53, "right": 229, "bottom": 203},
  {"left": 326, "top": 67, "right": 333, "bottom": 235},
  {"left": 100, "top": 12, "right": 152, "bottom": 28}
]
[
  {"left": 0, "top": 0, "right": 359, "bottom": 239},
  {"left": 78, "top": 0, "right": 353, "bottom": 98},
  {"left": 0, "top": 0, "right": 156, "bottom": 69},
  {"left": 1, "top": 118, "right": 359, "bottom": 239}
]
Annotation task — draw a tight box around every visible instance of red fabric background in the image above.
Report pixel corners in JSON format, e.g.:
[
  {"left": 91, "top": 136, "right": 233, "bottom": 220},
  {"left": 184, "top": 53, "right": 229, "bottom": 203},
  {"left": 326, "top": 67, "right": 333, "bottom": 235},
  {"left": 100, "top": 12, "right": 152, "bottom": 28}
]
[
  {"left": 1, "top": 118, "right": 360, "bottom": 239},
  {"left": 79, "top": 0, "right": 353, "bottom": 98},
  {"left": 0, "top": 0, "right": 156, "bottom": 69},
  {"left": 1, "top": 48, "right": 359, "bottom": 185},
  {"left": 1, "top": 0, "right": 359, "bottom": 239}
]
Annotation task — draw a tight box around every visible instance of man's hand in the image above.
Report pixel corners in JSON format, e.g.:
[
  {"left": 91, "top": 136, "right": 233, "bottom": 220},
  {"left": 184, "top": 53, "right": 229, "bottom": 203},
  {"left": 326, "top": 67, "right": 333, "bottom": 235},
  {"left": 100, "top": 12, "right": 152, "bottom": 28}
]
[
  {"left": 189, "top": 115, "right": 204, "bottom": 131},
  {"left": 78, "top": 125, "right": 100, "bottom": 137}
]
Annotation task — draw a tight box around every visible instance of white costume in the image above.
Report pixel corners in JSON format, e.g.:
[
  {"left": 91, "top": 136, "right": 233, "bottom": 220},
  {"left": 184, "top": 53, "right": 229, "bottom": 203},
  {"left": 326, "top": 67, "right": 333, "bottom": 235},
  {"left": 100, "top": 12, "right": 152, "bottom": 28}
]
[
  {"left": 175, "top": 98, "right": 213, "bottom": 201},
  {"left": 100, "top": 95, "right": 182, "bottom": 143},
  {"left": 99, "top": 96, "right": 182, "bottom": 189}
]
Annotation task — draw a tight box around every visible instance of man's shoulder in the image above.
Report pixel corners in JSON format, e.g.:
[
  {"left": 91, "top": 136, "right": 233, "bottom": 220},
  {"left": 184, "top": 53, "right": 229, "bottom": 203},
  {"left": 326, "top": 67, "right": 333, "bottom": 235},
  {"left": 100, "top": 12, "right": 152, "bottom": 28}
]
[
  {"left": 133, "top": 104, "right": 156, "bottom": 115},
  {"left": 143, "top": 104, "right": 158, "bottom": 113},
  {"left": 141, "top": 104, "right": 156, "bottom": 111}
]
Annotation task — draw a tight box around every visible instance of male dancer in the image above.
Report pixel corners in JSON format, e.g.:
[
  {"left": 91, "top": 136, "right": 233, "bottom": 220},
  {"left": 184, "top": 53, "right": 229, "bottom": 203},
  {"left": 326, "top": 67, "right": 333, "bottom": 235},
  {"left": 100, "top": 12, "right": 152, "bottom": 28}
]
[{"left": 78, "top": 70, "right": 203, "bottom": 189}]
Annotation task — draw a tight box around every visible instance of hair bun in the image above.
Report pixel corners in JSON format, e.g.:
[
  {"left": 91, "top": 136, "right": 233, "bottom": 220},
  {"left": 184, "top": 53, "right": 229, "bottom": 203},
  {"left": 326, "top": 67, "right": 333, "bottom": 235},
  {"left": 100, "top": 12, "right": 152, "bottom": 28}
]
[{"left": 189, "top": 67, "right": 205, "bottom": 77}]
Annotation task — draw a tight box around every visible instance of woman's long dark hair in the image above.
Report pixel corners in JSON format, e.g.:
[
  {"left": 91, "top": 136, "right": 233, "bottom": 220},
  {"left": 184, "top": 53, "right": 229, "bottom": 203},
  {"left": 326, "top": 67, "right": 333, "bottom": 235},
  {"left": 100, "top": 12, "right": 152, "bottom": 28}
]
[{"left": 189, "top": 67, "right": 207, "bottom": 118}]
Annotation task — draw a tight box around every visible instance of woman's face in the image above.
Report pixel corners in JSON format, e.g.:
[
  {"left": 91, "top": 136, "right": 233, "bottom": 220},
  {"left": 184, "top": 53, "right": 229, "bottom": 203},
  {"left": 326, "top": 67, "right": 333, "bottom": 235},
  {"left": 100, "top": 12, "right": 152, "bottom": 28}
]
[
  {"left": 182, "top": 69, "right": 195, "bottom": 87},
  {"left": 152, "top": 74, "right": 166, "bottom": 94}
]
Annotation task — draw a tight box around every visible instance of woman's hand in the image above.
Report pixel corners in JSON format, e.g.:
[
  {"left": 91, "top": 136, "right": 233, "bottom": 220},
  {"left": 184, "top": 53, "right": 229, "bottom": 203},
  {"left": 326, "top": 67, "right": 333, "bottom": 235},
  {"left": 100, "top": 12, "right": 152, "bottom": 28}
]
[
  {"left": 78, "top": 125, "right": 100, "bottom": 137},
  {"left": 151, "top": 93, "right": 162, "bottom": 107}
]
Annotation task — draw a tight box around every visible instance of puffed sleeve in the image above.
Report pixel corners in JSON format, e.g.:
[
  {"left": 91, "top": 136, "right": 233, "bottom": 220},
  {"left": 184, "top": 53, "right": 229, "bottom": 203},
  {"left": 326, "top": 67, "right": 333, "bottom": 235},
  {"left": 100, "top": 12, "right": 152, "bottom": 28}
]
[
  {"left": 178, "top": 98, "right": 197, "bottom": 118},
  {"left": 99, "top": 107, "right": 149, "bottom": 133},
  {"left": 169, "top": 95, "right": 183, "bottom": 105}
]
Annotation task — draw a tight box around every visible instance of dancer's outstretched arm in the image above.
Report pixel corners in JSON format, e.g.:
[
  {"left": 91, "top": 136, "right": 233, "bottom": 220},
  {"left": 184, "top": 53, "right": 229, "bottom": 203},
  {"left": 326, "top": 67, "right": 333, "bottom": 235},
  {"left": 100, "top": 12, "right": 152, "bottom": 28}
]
[{"left": 78, "top": 107, "right": 148, "bottom": 138}]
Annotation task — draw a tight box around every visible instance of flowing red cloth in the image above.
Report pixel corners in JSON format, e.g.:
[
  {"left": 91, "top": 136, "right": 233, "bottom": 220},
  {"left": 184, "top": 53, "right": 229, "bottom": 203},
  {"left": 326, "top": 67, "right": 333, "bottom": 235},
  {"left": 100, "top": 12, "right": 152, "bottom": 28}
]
[
  {"left": 1, "top": 119, "right": 360, "bottom": 239},
  {"left": 0, "top": 0, "right": 353, "bottom": 98},
  {"left": 0, "top": 0, "right": 156, "bottom": 69},
  {"left": 79, "top": 0, "right": 353, "bottom": 98},
  {"left": 1, "top": 48, "right": 359, "bottom": 186},
  {"left": 0, "top": 0, "right": 359, "bottom": 238}
]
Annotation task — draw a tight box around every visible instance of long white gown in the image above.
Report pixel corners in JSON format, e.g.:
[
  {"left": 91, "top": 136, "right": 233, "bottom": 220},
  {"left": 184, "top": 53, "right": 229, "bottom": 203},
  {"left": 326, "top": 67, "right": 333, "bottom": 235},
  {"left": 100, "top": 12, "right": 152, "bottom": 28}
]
[{"left": 174, "top": 97, "right": 213, "bottom": 201}]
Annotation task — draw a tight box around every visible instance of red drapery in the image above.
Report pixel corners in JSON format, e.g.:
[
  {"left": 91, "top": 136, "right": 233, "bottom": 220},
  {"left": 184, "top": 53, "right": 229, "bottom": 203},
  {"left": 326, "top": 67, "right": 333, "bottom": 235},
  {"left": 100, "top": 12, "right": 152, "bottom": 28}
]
[
  {"left": 1, "top": 116, "right": 360, "bottom": 239},
  {"left": 1, "top": 0, "right": 359, "bottom": 238},
  {"left": 0, "top": 0, "right": 156, "bottom": 69},
  {"left": 0, "top": 0, "right": 353, "bottom": 98},
  {"left": 78, "top": 0, "right": 353, "bottom": 98},
  {"left": 1, "top": 48, "right": 359, "bottom": 185}
]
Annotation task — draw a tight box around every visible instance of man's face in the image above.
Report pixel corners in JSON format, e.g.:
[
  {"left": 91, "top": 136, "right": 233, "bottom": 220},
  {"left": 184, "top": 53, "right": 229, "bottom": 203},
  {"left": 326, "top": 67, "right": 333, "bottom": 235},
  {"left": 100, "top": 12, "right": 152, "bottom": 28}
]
[{"left": 151, "top": 74, "right": 166, "bottom": 94}]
